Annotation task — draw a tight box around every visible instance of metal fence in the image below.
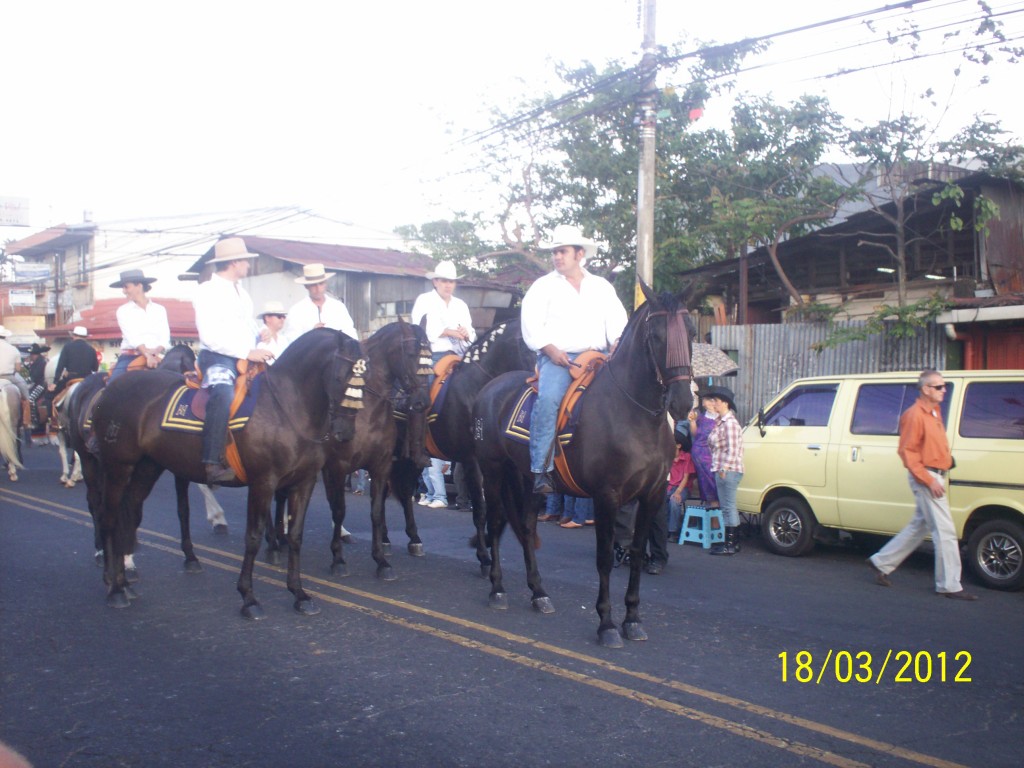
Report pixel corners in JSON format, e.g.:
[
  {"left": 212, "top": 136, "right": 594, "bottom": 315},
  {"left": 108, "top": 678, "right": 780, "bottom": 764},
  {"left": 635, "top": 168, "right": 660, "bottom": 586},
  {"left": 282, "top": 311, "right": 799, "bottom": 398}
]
[{"left": 706, "top": 322, "right": 948, "bottom": 423}]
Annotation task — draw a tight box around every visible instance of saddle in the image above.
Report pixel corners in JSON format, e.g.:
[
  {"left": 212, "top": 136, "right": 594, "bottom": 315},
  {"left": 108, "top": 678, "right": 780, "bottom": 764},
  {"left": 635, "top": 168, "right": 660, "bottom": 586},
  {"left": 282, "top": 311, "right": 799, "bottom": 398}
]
[{"left": 424, "top": 353, "right": 462, "bottom": 460}]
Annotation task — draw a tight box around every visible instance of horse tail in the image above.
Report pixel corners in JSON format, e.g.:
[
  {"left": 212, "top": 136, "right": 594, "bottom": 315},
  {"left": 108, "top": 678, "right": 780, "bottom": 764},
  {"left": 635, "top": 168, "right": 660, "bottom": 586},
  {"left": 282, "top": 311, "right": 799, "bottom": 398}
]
[{"left": 0, "top": 390, "right": 24, "bottom": 469}]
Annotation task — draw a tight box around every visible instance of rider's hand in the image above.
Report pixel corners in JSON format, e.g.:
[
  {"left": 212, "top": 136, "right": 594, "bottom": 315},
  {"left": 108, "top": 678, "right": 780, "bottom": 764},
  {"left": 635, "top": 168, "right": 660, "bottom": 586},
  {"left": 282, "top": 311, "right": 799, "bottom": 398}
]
[{"left": 246, "top": 349, "right": 275, "bottom": 363}]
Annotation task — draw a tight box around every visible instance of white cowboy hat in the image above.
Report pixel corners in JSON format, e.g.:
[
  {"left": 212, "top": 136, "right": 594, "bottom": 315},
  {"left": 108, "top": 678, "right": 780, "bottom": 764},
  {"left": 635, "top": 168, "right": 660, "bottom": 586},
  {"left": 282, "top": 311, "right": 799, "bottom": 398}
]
[
  {"left": 257, "top": 300, "right": 288, "bottom": 318},
  {"left": 539, "top": 224, "right": 599, "bottom": 260},
  {"left": 71, "top": 326, "right": 89, "bottom": 337},
  {"left": 295, "top": 263, "right": 333, "bottom": 285},
  {"left": 0, "top": 325, "right": 11, "bottom": 338},
  {"left": 208, "top": 237, "right": 259, "bottom": 264},
  {"left": 425, "top": 261, "right": 462, "bottom": 280},
  {"left": 110, "top": 268, "right": 158, "bottom": 289}
]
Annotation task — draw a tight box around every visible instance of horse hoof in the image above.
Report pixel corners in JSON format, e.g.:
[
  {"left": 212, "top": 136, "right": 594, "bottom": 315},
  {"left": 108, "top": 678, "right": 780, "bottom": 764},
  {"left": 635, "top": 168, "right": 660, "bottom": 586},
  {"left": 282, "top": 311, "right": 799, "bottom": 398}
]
[
  {"left": 381, "top": 542, "right": 392, "bottom": 556},
  {"left": 183, "top": 559, "right": 203, "bottom": 573},
  {"left": 241, "top": 603, "right": 265, "bottom": 621},
  {"left": 377, "top": 565, "right": 396, "bottom": 581},
  {"left": 106, "top": 592, "right": 131, "bottom": 609},
  {"left": 598, "top": 628, "right": 625, "bottom": 648},
  {"left": 125, "top": 566, "right": 139, "bottom": 584},
  {"left": 489, "top": 592, "right": 509, "bottom": 610},
  {"left": 329, "top": 562, "right": 349, "bottom": 578},
  {"left": 622, "top": 622, "right": 648, "bottom": 642},
  {"left": 532, "top": 596, "right": 555, "bottom": 614},
  {"left": 407, "top": 542, "right": 424, "bottom": 557},
  {"left": 94, "top": 551, "right": 104, "bottom": 567},
  {"left": 213, "top": 524, "right": 228, "bottom": 535},
  {"left": 295, "top": 599, "right": 320, "bottom": 616}
]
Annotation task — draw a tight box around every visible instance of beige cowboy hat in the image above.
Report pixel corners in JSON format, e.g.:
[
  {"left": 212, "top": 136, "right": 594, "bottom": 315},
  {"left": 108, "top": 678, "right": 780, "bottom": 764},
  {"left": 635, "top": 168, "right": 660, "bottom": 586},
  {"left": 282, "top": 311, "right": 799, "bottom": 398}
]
[
  {"left": 426, "top": 261, "right": 462, "bottom": 280},
  {"left": 257, "top": 300, "right": 288, "bottom": 319},
  {"left": 208, "top": 237, "right": 259, "bottom": 264},
  {"left": 539, "top": 224, "right": 599, "bottom": 260},
  {"left": 110, "top": 268, "right": 158, "bottom": 289},
  {"left": 0, "top": 325, "right": 12, "bottom": 338},
  {"left": 71, "top": 326, "right": 89, "bottom": 338},
  {"left": 295, "top": 263, "right": 333, "bottom": 285}
]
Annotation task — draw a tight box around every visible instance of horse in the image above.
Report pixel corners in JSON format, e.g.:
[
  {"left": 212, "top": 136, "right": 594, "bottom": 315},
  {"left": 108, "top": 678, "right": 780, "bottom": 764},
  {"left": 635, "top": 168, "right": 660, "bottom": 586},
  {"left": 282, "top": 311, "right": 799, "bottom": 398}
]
[
  {"left": 0, "top": 380, "right": 24, "bottom": 481},
  {"left": 268, "top": 321, "right": 432, "bottom": 580},
  {"left": 65, "top": 345, "right": 221, "bottom": 575},
  {"left": 471, "top": 284, "right": 695, "bottom": 647},
  {"left": 384, "top": 318, "right": 534, "bottom": 576},
  {"left": 92, "top": 328, "right": 365, "bottom": 617}
]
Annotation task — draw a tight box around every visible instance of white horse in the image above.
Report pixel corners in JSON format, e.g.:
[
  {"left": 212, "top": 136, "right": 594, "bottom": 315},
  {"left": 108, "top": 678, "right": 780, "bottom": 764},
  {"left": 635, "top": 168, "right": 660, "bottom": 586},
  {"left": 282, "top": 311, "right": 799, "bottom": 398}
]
[
  {"left": 53, "top": 381, "right": 84, "bottom": 488},
  {"left": 0, "top": 380, "right": 24, "bottom": 481}
]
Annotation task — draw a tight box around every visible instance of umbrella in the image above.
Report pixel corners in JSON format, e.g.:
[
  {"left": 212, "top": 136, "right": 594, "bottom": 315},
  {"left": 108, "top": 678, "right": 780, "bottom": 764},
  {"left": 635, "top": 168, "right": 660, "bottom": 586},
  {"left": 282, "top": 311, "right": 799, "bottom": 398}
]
[{"left": 692, "top": 342, "right": 738, "bottom": 377}]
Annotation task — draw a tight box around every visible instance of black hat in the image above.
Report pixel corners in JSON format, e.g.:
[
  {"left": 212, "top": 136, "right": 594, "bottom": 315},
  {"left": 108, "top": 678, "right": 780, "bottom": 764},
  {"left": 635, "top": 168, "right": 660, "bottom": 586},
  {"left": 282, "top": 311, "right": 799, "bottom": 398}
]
[
  {"left": 29, "top": 343, "right": 51, "bottom": 354},
  {"left": 698, "top": 385, "right": 736, "bottom": 412},
  {"left": 110, "top": 269, "right": 158, "bottom": 289}
]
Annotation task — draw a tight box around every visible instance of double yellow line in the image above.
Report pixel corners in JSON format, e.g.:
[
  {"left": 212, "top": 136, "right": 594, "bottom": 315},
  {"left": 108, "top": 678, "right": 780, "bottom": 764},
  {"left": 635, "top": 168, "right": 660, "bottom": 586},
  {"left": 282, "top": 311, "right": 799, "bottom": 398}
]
[{"left": 1, "top": 487, "right": 971, "bottom": 768}]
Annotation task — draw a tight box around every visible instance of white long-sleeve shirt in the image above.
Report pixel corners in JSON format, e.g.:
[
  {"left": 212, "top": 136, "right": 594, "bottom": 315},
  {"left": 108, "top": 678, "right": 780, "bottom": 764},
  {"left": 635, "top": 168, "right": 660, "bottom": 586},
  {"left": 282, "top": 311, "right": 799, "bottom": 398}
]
[
  {"left": 284, "top": 294, "right": 358, "bottom": 340},
  {"left": 410, "top": 289, "right": 476, "bottom": 354},
  {"left": 194, "top": 273, "right": 259, "bottom": 359},
  {"left": 116, "top": 299, "right": 171, "bottom": 352},
  {"left": 520, "top": 270, "right": 627, "bottom": 353}
]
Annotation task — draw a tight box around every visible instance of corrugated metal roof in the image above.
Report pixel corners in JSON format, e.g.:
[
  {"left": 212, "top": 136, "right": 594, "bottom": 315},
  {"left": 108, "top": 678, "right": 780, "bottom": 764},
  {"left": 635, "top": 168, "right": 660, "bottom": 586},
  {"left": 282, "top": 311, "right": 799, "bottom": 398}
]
[{"left": 37, "top": 297, "right": 197, "bottom": 341}]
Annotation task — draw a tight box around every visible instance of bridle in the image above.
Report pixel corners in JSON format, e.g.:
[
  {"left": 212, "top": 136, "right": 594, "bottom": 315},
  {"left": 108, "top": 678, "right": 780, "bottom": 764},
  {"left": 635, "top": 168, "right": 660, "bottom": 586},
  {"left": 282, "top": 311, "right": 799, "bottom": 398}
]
[{"left": 362, "top": 326, "right": 432, "bottom": 410}]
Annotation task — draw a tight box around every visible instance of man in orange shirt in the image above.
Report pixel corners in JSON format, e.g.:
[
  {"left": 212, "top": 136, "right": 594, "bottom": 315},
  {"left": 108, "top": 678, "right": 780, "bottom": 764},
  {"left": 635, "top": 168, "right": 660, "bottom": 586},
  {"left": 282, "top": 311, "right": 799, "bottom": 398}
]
[{"left": 868, "top": 369, "right": 977, "bottom": 600}]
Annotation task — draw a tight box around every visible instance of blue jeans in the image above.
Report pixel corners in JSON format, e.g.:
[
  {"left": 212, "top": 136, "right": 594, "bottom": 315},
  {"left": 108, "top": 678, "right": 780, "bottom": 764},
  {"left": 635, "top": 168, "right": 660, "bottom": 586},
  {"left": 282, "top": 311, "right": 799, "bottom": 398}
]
[
  {"left": 198, "top": 350, "right": 238, "bottom": 466},
  {"left": 421, "top": 459, "right": 447, "bottom": 503},
  {"left": 716, "top": 470, "right": 743, "bottom": 527},
  {"left": 530, "top": 352, "right": 579, "bottom": 473},
  {"left": 108, "top": 353, "right": 139, "bottom": 381},
  {"left": 565, "top": 496, "right": 593, "bottom": 525},
  {"left": 667, "top": 486, "right": 688, "bottom": 532},
  {"left": 545, "top": 493, "right": 565, "bottom": 518}
]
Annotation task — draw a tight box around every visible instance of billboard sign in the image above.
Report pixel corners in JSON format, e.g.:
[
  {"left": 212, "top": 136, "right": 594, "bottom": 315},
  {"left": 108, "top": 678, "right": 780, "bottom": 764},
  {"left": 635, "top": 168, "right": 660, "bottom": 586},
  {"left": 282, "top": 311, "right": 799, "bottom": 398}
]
[{"left": 0, "top": 196, "right": 30, "bottom": 226}]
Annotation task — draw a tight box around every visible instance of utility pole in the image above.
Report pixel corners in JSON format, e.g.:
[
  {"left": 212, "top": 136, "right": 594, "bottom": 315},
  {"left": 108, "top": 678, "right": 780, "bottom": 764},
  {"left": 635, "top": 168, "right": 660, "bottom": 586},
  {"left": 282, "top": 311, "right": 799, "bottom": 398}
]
[{"left": 635, "top": 0, "right": 657, "bottom": 304}]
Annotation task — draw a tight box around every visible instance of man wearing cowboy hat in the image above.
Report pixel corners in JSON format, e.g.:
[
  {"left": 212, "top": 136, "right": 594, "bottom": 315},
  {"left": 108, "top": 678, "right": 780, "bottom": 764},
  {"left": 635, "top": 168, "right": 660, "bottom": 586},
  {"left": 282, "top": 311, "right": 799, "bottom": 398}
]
[
  {"left": 0, "top": 325, "right": 34, "bottom": 426},
  {"left": 284, "top": 263, "right": 358, "bottom": 341},
  {"left": 109, "top": 269, "right": 171, "bottom": 380},
  {"left": 50, "top": 326, "right": 100, "bottom": 396},
  {"left": 411, "top": 260, "right": 477, "bottom": 509},
  {"left": 25, "top": 342, "right": 51, "bottom": 429},
  {"left": 520, "top": 224, "right": 628, "bottom": 494},
  {"left": 194, "top": 237, "right": 275, "bottom": 486},
  {"left": 256, "top": 301, "right": 291, "bottom": 363}
]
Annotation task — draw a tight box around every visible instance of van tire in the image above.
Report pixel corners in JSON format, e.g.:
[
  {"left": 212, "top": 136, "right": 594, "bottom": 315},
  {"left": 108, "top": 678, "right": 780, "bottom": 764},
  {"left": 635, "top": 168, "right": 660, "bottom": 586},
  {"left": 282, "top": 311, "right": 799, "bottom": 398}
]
[
  {"left": 966, "top": 520, "right": 1024, "bottom": 591},
  {"left": 762, "top": 497, "right": 816, "bottom": 557}
]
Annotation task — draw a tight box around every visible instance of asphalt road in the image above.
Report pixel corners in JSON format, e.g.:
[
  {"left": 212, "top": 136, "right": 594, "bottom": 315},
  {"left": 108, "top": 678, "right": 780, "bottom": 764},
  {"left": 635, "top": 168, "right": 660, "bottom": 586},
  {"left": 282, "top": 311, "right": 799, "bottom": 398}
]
[{"left": 1, "top": 444, "right": 1021, "bottom": 768}]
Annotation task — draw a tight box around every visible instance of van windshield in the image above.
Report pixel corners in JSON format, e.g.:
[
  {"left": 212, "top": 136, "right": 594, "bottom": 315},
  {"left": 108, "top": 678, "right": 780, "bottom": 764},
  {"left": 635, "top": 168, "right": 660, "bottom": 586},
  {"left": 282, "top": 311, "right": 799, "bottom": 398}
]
[{"left": 762, "top": 384, "right": 838, "bottom": 427}]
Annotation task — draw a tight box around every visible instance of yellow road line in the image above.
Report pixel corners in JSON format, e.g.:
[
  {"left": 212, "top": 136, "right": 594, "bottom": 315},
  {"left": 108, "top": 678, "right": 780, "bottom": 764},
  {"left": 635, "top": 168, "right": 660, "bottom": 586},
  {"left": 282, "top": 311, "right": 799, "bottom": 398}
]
[{"left": 1, "top": 488, "right": 973, "bottom": 768}]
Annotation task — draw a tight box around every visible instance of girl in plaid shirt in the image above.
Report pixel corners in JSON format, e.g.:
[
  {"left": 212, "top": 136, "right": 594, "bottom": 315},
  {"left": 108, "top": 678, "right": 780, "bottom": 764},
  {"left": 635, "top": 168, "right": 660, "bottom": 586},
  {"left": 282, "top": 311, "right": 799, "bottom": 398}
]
[{"left": 703, "top": 386, "right": 745, "bottom": 555}]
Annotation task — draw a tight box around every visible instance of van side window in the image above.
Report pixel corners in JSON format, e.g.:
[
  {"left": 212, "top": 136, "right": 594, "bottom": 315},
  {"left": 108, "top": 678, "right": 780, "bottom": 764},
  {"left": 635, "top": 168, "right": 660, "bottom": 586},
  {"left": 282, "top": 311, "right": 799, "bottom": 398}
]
[
  {"left": 960, "top": 382, "right": 1024, "bottom": 439},
  {"left": 852, "top": 383, "right": 954, "bottom": 435},
  {"left": 762, "top": 385, "right": 837, "bottom": 427}
]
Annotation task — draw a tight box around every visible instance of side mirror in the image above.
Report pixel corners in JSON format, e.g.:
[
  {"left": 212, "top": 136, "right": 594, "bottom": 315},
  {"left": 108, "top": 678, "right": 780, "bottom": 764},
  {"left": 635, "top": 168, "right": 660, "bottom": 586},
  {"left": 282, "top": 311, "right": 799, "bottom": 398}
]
[{"left": 757, "top": 408, "right": 766, "bottom": 438}]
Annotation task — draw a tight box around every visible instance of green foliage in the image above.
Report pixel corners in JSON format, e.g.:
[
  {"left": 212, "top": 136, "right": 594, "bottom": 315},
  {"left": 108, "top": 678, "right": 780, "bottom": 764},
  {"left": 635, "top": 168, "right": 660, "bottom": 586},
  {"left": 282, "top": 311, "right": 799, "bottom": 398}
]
[
  {"left": 785, "top": 302, "right": 842, "bottom": 324},
  {"left": 811, "top": 295, "right": 952, "bottom": 352}
]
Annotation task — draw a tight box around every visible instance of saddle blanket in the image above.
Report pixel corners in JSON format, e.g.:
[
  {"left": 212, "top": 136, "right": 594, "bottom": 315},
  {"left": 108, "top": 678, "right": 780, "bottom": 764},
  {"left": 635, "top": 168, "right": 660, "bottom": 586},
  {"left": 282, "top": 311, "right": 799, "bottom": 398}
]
[
  {"left": 160, "top": 379, "right": 260, "bottom": 433},
  {"left": 502, "top": 387, "right": 577, "bottom": 448}
]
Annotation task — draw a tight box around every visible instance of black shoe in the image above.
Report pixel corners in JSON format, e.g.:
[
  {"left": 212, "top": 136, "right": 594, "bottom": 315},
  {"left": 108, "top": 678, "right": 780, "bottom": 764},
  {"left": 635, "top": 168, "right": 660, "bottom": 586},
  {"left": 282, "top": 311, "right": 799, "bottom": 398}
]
[
  {"left": 532, "top": 472, "right": 555, "bottom": 494},
  {"left": 205, "top": 463, "right": 237, "bottom": 486},
  {"left": 941, "top": 590, "right": 978, "bottom": 601},
  {"left": 613, "top": 544, "right": 631, "bottom": 568},
  {"left": 646, "top": 560, "right": 665, "bottom": 575}
]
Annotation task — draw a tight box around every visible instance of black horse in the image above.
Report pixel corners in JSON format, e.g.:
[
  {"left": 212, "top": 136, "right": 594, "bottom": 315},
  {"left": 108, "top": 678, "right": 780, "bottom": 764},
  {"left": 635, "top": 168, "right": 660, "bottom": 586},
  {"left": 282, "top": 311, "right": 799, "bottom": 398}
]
[
  {"left": 65, "top": 345, "right": 203, "bottom": 576},
  {"left": 385, "top": 318, "right": 534, "bottom": 575},
  {"left": 268, "top": 321, "right": 432, "bottom": 580},
  {"left": 92, "top": 329, "right": 365, "bottom": 617},
  {"left": 472, "top": 285, "right": 695, "bottom": 647}
]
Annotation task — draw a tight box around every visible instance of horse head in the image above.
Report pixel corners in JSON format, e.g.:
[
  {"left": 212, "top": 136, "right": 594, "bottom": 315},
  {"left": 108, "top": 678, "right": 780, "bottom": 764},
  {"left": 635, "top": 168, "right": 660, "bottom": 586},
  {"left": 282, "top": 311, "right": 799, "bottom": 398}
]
[
  {"left": 159, "top": 344, "right": 197, "bottom": 375},
  {"left": 634, "top": 281, "right": 695, "bottom": 422},
  {"left": 367, "top": 319, "right": 432, "bottom": 414}
]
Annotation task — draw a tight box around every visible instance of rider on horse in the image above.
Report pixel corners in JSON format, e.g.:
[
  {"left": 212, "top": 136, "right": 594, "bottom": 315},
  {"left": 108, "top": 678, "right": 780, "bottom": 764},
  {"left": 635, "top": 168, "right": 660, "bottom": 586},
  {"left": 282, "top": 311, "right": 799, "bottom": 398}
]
[
  {"left": 0, "top": 325, "right": 32, "bottom": 427},
  {"left": 108, "top": 269, "right": 170, "bottom": 380},
  {"left": 256, "top": 300, "right": 291, "bottom": 362},
  {"left": 520, "top": 225, "right": 627, "bottom": 495},
  {"left": 283, "top": 263, "right": 358, "bottom": 340},
  {"left": 49, "top": 326, "right": 100, "bottom": 397},
  {"left": 194, "top": 238, "right": 275, "bottom": 486}
]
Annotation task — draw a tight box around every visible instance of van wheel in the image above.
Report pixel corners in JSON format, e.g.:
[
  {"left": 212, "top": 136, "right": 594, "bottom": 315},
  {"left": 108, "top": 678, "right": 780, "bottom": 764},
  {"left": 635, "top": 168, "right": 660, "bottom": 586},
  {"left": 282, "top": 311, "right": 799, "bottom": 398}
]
[
  {"left": 967, "top": 520, "right": 1024, "bottom": 591},
  {"left": 762, "top": 497, "right": 816, "bottom": 557}
]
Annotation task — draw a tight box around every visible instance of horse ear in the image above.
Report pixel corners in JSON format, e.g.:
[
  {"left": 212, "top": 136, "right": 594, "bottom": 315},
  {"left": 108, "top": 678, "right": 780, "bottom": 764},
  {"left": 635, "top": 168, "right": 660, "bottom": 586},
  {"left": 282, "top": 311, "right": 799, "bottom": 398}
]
[{"left": 638, "top": 278, "right": 657, "bottom": 306}]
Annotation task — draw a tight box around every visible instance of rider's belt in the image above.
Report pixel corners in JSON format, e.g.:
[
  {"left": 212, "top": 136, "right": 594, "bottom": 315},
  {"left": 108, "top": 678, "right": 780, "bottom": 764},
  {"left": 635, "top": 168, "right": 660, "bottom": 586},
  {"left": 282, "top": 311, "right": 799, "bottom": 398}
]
[{"left": 925, "top": 466, "right": 947, "bottom": 477}]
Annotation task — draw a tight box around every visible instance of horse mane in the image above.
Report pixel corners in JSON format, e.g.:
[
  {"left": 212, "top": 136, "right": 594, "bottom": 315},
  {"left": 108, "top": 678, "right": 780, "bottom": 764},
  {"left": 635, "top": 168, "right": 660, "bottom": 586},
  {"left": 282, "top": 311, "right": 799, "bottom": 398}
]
[{"left": 461, "top": 318, "right": 514, "bottom": 363}]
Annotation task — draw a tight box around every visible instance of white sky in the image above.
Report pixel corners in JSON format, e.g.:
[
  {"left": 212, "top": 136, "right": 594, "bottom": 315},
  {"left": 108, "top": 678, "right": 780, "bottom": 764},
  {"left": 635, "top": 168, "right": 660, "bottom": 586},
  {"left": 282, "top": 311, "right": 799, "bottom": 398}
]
[{"left": 2, "top": 0, "right": 1021, "bottom": 243}]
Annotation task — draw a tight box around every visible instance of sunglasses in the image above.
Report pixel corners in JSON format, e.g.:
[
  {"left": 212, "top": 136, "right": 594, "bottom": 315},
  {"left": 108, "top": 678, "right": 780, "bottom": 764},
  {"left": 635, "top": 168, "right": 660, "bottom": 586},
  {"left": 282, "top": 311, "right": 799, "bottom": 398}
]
[
  {"left": 264, "top": 314, "right": 286, "bottom": 320},
  {"left": 926, "top": 384, "right": 947, "bottom": 390}
]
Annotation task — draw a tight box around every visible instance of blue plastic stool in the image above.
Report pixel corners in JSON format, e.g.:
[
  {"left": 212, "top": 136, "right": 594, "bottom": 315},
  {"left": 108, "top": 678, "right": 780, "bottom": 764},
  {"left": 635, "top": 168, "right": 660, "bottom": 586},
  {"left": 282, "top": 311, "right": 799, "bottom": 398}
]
[{"left": 679, "top": 504, "right": 725, "bottom": 549}]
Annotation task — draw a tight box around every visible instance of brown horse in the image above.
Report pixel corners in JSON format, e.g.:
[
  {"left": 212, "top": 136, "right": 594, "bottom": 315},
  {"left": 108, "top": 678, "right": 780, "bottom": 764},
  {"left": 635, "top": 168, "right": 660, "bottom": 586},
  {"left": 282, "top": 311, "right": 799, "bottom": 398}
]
[
  {"left": 92, "top": 329, "right": 365, "bottom": 617},
  {"left": 472, "top": 284, "right": 694, "bottom": 647}
]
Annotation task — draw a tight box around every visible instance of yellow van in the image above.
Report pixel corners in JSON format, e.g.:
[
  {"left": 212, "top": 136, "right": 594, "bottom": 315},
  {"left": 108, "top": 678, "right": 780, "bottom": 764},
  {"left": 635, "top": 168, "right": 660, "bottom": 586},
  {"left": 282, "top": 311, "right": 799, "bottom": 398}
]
[{"left": 737, "top": 370, "right": 1024, "bottom": 590}]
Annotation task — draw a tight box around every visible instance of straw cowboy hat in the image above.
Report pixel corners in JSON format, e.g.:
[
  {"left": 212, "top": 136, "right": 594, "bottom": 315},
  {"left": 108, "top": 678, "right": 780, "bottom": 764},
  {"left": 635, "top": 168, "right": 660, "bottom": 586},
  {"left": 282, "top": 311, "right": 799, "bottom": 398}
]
[
  {"left": 698, "top": 385, "right": 737, "bottom": 412},
  {"left": 109, "top": 268, "right": 158, "bottom": 289},
  {"left": 295, "top": 263, "right": 333, "bottom": 285},
  {"left": 0, "top": 325, "right": 11, "bottom": 338},
  {"left": 257, "top": 300, "right": 288, "bottom": 319},
  {"left": 539, "top": 224, "right": 600, "bottom": 260},
  {"left": 71, "top": 326, "right": 89, "bottom": 338},
  {"left": 426, "top": 261, "right": 462, "bottom": 280},
  {"left": 208, "top": 237, "right": 259, "bottom": 264}
]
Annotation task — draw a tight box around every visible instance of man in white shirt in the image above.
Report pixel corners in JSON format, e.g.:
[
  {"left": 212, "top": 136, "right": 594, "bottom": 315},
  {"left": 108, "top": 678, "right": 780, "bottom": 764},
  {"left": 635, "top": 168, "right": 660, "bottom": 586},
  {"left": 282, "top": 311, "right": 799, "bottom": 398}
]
[
  {"left": 284, "top": 263, "right": 358, "bottom": 341},
  {"left": 256, "top": 300, "right": 290, "bottom": 363},
  {"left": 194, "top": 238, "right": 275, "bottom": 486},
  {"left": 109, "top": 269, "right": 171, "bottom": 379},
  {"left": 520, "top": 225, "right": 628, "bottom": 494},
  {"left": 0, "top": 325, "right": 32, "bottom": 427},
  {"left": 410, "top": 260, "right": 477, "bottom": 508}
]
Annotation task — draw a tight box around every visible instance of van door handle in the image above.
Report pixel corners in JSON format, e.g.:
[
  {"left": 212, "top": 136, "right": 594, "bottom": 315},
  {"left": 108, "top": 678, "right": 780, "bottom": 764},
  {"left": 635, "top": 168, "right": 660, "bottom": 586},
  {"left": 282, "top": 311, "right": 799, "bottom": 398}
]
[
  {"left": 851, "top": 447, "right": 859, "bottom": 462},
  {"left": 806, "top": 444, "right": 821, "bottom": 451}
]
